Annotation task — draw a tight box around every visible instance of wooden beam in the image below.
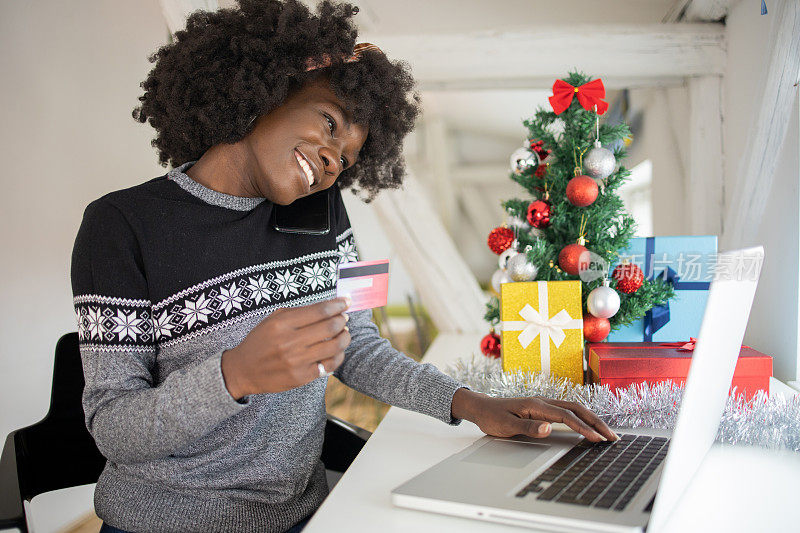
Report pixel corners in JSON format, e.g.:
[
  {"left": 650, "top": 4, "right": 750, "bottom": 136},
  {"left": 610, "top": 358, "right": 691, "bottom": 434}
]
[
  {"left": 684, "top": 0, "right": 733, "bottom": 22},
  {"left": 687, "top": 75, "right": 725, "bottom": 235},
  {"left": 449, "top": 164, "right": 509, "bottom": 184},
  {"left": 663, "top": 0, "right": 693, "bottom": 22},
  {"left": 419, "top": 76, "right": 687, "bottom": 92},
  {"left": 457, "top": 185, "right": 505, "bottom": 244},
  {"left": 370, "top": 171, "right": 488, "bottom": 334},
  {"left": 363, "top": 24, "right": 725, "bottom": 90},
  {"left": 723, "top": 1, "right": 800, "bottom": 248},
  {"left": 420, "top": 116, "right": 457, "bottom": 232}
]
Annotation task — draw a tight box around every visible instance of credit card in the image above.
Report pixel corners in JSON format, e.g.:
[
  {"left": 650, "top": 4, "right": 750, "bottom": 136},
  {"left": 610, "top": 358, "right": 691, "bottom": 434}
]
[{"left": 336, "top": 259, "right": 389, "bottom": 312}]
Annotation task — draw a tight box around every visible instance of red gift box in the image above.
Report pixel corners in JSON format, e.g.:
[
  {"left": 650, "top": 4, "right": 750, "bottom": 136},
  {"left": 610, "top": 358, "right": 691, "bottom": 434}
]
[{"left": 587, "top": 342, "right": 772, "bottom": 400}]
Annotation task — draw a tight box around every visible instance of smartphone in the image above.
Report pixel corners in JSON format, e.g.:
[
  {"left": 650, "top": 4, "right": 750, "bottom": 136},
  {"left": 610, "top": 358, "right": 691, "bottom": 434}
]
[{"left": 271, "top": 189, "right": 330, "bottom": 235}]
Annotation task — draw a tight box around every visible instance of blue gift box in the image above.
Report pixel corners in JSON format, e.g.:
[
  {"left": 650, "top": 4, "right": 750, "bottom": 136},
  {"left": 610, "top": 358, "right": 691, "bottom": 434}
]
[{"left": 607, "top": 235, "right": 718, "bottom": 342}]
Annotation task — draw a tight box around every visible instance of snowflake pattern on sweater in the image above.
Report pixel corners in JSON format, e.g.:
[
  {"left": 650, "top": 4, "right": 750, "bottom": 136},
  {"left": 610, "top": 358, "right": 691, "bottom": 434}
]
[{"left": 74, "top": 229, "right": 358, "bottom": 350}]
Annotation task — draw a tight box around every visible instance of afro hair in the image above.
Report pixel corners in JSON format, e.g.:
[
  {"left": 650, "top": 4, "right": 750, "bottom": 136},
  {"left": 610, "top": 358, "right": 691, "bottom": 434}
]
[{"left": 133, "top": 0, "right": 420, "bottom": 200}]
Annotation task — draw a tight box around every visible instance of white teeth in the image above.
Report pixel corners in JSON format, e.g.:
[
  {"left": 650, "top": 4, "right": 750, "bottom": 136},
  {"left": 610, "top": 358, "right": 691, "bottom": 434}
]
[{"left": 295, "top": 152, "right": 315, "bottom": 187}]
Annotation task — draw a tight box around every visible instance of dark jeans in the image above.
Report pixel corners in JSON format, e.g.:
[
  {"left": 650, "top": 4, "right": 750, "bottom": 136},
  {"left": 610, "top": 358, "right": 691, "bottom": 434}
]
[{"left": 99, "top": 515, "right": 311, "bottom": 533}]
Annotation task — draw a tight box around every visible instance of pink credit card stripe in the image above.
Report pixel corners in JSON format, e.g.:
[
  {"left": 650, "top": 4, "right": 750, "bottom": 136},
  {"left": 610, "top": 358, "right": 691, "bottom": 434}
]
[
  {"left": 342, "top": 274, "right": 388, "bottom": 312},
  {"left": 336, "top": 259, "right": 389, "bottom": 311}
]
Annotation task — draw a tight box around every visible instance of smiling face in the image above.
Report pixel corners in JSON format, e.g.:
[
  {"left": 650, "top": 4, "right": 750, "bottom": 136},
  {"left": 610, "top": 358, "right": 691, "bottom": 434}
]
[{"left": 243, "top": 77, "right": 368, "bottom": 205}]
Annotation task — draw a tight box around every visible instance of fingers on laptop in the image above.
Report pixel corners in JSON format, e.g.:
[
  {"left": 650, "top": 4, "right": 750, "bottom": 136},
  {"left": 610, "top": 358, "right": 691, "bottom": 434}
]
[
  {"left": 545, "top": 400, "right": 619, "bottom": 442},
  {"left": 532, "top": 402, "right": 608, "bottom": 442},
  {"left": 512, "top": 418, "right": 552, "bottom": 438}
]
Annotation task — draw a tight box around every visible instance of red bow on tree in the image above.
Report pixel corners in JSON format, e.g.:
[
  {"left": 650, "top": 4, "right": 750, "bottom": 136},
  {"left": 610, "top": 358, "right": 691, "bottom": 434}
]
[{"left": 548, "top": 78, "right": 609, "bottom": 115}]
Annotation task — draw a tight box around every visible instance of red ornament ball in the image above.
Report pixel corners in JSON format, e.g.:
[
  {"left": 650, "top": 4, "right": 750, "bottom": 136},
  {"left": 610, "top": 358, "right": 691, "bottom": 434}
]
[
  {"left": 583, "top": 315, "right": 611, "bottom": 342},
  {"left": 529, "top": 140, "right": 552, "bottom": 161},
  {"left": 480, "top": 332, "right": 501, "bottom": 358},
  {"left": 612, "top": 263, "right": 644, "bottom": 293},
  {"left": 566, "top": 175, "right": 599, "bottom": 207},
  {"left": 558, "top": 243, "right": 589, "bottom": 276},
  {"left": 526, "top": 200, "right": 551, "bottom": 228},
  {"left": 487, "top": 226, "right": 515, "bottom": 254}
]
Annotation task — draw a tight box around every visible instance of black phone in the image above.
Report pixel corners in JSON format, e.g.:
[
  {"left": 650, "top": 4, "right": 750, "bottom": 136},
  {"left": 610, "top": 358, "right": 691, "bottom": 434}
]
[{"left": 271, "top": 190, "right": 330, "bottom": 235}]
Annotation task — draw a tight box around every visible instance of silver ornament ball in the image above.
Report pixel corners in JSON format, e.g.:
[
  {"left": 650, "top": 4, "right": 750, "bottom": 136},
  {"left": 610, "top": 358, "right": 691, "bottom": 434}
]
[
  {"left": 498, "top": 247, "right": 519, "bottom": 270},
  {"left": 507, "top": 215, "right": 527, "bottom": 230},
  {"left": 529, "top": 227, "right": 545, "bottom": 239},
  {"left": 587, "top": 285, "right": 621, "bottom": 318},
  {"left": 506, "top": 253, "right": 539, "bottom": 282},
  {"left": 509, "top": 147, "right": 539, "bottom": 175},
  {"left": 583, "top": 141, "right": 616, "bottom": 181},
  {"left": 491, "top": 268, "right": 511, "bottom": 293}
]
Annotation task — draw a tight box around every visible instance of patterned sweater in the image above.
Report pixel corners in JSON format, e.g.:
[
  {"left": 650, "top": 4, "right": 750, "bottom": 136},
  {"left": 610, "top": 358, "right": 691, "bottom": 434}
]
[{"left": 70, "top": 162, "right": 464, "bottom": 533}]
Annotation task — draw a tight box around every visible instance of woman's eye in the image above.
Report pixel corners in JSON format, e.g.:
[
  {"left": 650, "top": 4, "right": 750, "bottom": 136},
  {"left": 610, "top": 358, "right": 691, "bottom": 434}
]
[{"left": 325, "top": 114, "right": 336, "bottom": 135}]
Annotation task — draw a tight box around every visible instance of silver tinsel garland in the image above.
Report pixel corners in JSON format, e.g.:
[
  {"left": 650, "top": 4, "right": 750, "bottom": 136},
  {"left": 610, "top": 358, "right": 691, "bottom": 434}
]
[{"left": 447, "top": 356, "right": 800, "bottom": 452}]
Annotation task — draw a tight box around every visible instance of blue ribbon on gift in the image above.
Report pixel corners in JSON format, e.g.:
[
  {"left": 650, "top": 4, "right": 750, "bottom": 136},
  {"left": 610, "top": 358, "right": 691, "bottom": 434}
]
[{"left": 642, "top": 237, "right": 711, "bottom": 341}]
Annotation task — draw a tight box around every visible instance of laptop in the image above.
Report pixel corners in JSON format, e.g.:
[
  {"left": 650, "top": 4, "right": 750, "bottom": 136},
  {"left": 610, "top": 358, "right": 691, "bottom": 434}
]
[{"left": 392, "top": 246, "right": 764, "bottom": 533}]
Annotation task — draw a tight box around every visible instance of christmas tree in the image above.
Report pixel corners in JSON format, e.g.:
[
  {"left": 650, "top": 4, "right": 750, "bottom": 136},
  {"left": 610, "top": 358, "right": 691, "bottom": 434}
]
[{"left": 481, "top": 71, "right": 674, "bottom": 357}]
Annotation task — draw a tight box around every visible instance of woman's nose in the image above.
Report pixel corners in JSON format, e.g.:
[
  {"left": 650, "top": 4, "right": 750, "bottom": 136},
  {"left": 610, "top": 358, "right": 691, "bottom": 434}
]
[{"left": 319, "top": 147, "right": 342, "bottom": 177}]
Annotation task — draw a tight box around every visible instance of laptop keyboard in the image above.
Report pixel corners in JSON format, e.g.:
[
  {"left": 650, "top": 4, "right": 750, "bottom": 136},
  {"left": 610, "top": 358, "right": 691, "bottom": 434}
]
[{"left": 515, "top": 434, "right": 669, "bottom": 511}]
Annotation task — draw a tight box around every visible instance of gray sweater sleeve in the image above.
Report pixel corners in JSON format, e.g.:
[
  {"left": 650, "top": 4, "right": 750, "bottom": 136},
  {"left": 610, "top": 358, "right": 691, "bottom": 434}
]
[
  {"left": 79, "top": 346, "right": 248, "bottom": 464},
  {"left": 333, "top": 309, "right": 466, "bottom": 424},
  {"left": 72, "top": 199, "right": 248, "bottom": 464}
]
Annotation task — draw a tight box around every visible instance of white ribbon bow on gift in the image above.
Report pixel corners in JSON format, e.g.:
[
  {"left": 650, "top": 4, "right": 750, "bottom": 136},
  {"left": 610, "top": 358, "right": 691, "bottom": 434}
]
[{"left": 501, "top": 281, "right": 583, "bottom": 374}]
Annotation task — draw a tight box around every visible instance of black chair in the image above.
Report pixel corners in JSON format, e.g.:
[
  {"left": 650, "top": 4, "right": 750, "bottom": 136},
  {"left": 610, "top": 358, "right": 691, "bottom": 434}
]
[{"left": 0, "top": 332, "right": 370, "bottom": 533}]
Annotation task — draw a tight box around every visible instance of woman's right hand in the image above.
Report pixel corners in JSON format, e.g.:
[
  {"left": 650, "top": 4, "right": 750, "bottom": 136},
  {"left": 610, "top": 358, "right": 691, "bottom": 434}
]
[{"left": 220, "top": 296, "right": 352, "bottom": 399}]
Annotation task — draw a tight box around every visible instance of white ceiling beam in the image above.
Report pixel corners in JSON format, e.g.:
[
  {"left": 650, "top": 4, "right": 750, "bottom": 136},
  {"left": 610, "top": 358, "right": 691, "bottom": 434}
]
[
  {"left": 722, "top": 0, "right": 800, "bottom": 248},
  {"left": 364, "top": 24, "right": 725, "bottom": 90},
  {"left": 449, "top": 164, "right": 512, "bottom": 184},
  {"left": 419, "top": 76, "right": 687, "bottom": 92},
  {"left": 370, "top": 171, "right": 488, "bottom": 333},
  {"left": 687, "top": 75, "right": 724, "bottom": 235},
  {"left": 420, "top": 116, "right": 457, "bottom": 233},
  {"left": 663, "top": 0, "right": 693, "bottom": 22},
  {"left": 683, "top": 0, "right": 733, "bottom": 22}
]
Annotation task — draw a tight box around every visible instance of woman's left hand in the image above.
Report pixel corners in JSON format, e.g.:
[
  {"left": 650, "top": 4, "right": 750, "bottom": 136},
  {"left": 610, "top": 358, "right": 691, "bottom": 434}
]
[{"left": 450, "top": 388, "right": 618, "bottom": 443}]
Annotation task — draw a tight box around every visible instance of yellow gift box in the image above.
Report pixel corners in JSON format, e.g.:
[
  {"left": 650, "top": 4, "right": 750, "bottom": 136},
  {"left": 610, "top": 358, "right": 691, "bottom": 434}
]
[{"left": 500, "top": 280, "right": 584, "bottom": 384}]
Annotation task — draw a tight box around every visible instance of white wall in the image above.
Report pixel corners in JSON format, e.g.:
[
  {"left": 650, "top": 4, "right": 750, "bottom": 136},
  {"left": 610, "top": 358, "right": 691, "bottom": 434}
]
[
  {"left": 627, "top": 85, "right": 691, "bottom": 235},
  {"left": 0, "top": 0, "right": 168, "bottom": 530},
  {"left": 723, "top": 0, "right": 800, "bottom": 382}
]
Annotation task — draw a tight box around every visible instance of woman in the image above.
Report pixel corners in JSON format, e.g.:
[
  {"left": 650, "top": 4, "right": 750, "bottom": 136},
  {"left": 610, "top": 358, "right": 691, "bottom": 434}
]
[{"left": 71, "top": 1, "right": 616, "bottom": 531}]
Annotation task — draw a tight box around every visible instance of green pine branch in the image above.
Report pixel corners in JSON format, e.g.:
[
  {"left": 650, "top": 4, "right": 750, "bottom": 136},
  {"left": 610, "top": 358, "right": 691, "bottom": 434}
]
[
  {"left": 485, "top": 297, "right": 500, "bottom": 326},
  {"left": 611, "top": 279, "right": 675, "bottom": 328}
]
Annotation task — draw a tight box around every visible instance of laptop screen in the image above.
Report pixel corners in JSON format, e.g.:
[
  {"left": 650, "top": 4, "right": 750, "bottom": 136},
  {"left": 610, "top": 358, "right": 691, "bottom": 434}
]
[{"left": 648, "top": 246, "right": 764, "bottom": 531}]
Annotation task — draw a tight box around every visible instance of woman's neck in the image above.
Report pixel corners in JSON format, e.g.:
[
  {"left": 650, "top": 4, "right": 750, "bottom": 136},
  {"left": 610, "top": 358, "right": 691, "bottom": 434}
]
[{"left": 185, "top": 143, "right": 261, "bottom": 198}]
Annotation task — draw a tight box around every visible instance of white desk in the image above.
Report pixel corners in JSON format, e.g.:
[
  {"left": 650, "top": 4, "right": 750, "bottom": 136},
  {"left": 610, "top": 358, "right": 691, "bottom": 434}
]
[{"left": 305, "top": 333, "right": 800, "bottom": 533}]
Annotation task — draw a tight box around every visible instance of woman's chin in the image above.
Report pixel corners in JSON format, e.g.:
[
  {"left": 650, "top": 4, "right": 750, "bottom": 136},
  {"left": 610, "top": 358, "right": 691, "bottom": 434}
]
[{"left": 275, "top": 191, "right": 304, "bottom": 205}]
